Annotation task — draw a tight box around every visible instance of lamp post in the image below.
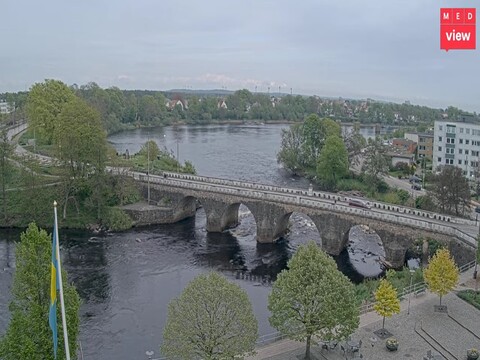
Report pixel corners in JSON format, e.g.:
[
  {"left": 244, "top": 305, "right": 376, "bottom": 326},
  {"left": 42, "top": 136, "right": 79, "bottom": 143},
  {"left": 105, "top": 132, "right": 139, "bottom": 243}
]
[
  {"left": 407, "top": 269, "right": 415, "bottom": 315},
  {"left": 147, "top": 140, "right": 150, "bottom": 204}
]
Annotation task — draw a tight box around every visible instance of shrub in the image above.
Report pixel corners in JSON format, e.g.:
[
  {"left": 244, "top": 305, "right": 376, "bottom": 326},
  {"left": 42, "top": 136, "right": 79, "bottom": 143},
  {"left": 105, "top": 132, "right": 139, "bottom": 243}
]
[
  {"left": 457, "top": 290, "right": 480, "bottom": 310},
  {"left": 102, "top": 207, "right": 133, "bottom": 231}
]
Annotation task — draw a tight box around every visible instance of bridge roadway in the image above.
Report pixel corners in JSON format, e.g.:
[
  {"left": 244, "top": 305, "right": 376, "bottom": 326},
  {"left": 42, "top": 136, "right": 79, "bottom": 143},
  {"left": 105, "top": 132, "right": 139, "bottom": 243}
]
[{"left": 121, "top": 169, "right": 479, "bottom": 249}]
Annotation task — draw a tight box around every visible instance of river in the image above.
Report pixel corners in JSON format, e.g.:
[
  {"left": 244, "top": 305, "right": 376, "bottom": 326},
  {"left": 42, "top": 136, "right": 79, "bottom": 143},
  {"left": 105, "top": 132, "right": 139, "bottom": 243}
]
[{"left": 0, "top": 124, "right": 386, "bottom": 359}]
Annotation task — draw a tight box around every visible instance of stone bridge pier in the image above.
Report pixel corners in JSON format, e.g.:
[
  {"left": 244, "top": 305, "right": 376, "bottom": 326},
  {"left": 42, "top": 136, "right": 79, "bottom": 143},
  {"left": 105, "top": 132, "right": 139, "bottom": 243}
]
[{"left": 131, "top": 182, "right": 474, "bottom": 269}]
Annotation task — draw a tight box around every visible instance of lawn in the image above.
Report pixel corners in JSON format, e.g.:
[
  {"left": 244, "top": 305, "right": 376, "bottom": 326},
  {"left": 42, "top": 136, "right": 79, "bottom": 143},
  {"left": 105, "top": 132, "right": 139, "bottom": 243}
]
[{"left": 457, "top": 289, "right": 480, "bottom": 310}]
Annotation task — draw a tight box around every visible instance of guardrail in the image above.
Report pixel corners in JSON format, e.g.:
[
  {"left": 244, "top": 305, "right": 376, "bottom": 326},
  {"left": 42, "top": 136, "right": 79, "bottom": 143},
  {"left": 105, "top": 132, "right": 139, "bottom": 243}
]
[
  {"left": 156, "top": 171, "right": 477, "bottom": 226},
  {"left": 130, "top": 171, "right": 478, "bottom": 248}
]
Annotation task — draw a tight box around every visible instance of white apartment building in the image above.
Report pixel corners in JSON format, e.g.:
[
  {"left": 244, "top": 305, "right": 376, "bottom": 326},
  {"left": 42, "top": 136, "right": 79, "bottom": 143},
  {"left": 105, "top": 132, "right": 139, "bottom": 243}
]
[
  {"left": 433, "top": 120, "right": 480, "bottom": 178},
  {"left": 0, "top": 101, "right": 14, "bottom": 114}
]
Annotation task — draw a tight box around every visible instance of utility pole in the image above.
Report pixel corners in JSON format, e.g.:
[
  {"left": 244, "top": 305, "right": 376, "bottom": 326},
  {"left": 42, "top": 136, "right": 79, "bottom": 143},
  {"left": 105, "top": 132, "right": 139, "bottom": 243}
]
[{"left": 147, "top": 141, "right": 150, "bottom": 204}]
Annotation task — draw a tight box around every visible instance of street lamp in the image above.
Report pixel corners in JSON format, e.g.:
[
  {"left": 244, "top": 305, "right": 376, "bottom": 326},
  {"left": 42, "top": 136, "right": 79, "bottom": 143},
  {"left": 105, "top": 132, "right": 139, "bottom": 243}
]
[
  {"left": 407, "top": 269, "right": 415, "bottom": 315},
  {"left": 147, "top": 139, "right": 151, "bottom": 204}
]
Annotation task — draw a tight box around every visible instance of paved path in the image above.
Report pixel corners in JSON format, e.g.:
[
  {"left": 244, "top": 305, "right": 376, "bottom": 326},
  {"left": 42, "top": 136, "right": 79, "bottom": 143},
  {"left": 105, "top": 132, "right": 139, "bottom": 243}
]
[{"left": 248, "top": 268, "right": 479, "bottom": 360}]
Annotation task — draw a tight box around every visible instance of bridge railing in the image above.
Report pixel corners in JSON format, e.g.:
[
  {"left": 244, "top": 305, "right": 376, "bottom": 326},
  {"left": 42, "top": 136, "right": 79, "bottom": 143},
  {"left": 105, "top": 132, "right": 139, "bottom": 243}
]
[
  {"left": 134, "top": 173, "right": 477, "bottom": 248},
  {"left": 148, "top": 171, "right": 476, "bottom": 226}
]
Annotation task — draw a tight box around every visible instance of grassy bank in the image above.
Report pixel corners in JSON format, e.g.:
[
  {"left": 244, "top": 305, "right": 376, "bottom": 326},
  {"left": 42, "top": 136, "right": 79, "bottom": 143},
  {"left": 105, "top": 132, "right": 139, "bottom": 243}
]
[{"left": 457, "top": 289, "right": 480, "bottom": 310}]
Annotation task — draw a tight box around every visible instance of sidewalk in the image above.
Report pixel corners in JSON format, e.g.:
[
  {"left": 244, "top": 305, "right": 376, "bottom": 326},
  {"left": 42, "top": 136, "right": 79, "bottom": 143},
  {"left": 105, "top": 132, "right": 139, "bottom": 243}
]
[{"left": 248, "top": 267, "right": 478, "bottom": 360}]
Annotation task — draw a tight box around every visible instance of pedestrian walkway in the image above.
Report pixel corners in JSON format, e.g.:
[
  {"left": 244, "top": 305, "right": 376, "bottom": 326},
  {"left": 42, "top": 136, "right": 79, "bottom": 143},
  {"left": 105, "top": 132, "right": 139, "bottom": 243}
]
[{"left": 248, "top": 267, "right": 479, "bottom": 360}]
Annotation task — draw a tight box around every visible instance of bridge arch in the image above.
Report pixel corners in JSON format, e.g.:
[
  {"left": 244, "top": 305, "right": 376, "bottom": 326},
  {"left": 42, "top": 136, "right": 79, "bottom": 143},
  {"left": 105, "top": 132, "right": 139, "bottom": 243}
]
[
  {"left": 173, "top": 195, "right": 199, "bottom": 222},
  {"left": 219, "top": 202, "right": 259, "bottom": 235},
  {"left": 273, "top": 212, "right": 322, "bottom": 245}
]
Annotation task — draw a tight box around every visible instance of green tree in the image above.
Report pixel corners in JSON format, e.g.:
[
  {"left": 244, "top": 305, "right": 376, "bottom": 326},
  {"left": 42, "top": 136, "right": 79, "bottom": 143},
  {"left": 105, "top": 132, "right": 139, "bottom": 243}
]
[
  {"left": 0, "top": 130, "right": 14, "bottom": 221},
  {"left": 54, "top": 98, "right": 107, "bottom": 219},
  {"left": 162, "top": 272, "right": 258, "bottom": 360},
  {"left": 277, "top": 123, "right": 303, "bottom": 175},
  {"left": 373, "top": 279, "right": 400, "bottom": 330},
  {"left": 362, "top": 137, "right": 389, "bottom": 188},
  {"left": 0, "top": 223, "right": 81, "bottom": 360},
  {"left": 139, "top": 140, "right": 160, "bottom": 162},
  {"left": 268, "top": 242, "right": 359, "bottom": 360},
  {"left": 316, "top": 135, "right": 348, "bottom": 189},
  {"left": 26, "top": 80, "right": 76, "bottom": 144},
  {"left": 423, "top": 248, "right": 459, "bottom": 305}
]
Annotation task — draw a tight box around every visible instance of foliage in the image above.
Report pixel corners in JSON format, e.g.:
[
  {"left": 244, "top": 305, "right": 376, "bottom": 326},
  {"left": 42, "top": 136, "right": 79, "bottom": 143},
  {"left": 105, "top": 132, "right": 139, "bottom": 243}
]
[
  {"left": 343, "top": 124, "right": 367, "bottom": 167},
  {"left": 0, "top": 130, "right": 14, "bottom": 221},
  {"left": 26, "top": 80, "right": 76, "bottom": 143},
  {"left": 415, "top": 195, "right": 437, "bottom": 212},
  {"left": 424, "top": 248, "right": 459, "bottom": 305},
  {"left": 101, "top": 207, "right": 133, "bottom": 231},
  {"left": 373, "top": 279, "right": 400, "bottom": 329},
  {"left": 0, "top": 223, "right": 81, "bottom": 360},
  {"left": 277, "top": 123, "right": 303, "bottom": 174},
  {"left": 457, "top": 290, "right": 480, "bottom": 310},
  {"left": 139, "top": 140, "right": 160, "bottom": 162},
  {"left": 161, "top": 272, "right": 258, "bottom": 360},
  {"left": 430, "top": 165, "right": 470, "bottom": 216},
  {"left": 362, "top": 138, "right": 390, "bottom": 188},
  {"left": 268, "top": 241, "right": 359, "bottom": 360},
  {"left": 385, "top": 338, "right": 399, "bottom": 347},
  {"left": 316, "top": 135, "right": 348, "bottom": 189}
]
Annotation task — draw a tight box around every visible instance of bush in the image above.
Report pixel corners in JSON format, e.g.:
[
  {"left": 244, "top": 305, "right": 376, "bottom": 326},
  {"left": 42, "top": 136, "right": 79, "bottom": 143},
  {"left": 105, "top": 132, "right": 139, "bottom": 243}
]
[
  {"left": 102, "top": 207, "right": 133, "bottom": 231},
  {"left": 457, "top": 290, "right": 480, "bottom": 310}
]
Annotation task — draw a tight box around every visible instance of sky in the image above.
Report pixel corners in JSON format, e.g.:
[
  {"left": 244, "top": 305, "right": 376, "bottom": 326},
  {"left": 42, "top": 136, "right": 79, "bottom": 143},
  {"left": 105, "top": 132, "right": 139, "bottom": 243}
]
[{"left": 1, "top": 0, "right": 479, "bottom": 111}]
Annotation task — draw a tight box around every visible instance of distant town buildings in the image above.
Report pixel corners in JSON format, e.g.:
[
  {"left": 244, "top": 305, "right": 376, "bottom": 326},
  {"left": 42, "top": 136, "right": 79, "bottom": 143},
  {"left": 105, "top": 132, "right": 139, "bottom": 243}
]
[
  {"left": 0, "top": 100, "right": 14, "bottom": 114},
  {"left": 433, "top": 119, "right": 480, "bottom": 178}
]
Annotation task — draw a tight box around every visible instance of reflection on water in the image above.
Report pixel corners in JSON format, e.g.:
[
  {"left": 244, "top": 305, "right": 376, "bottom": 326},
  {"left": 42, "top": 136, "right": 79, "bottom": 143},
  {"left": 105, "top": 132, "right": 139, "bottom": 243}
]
[{"left": 0, "top": 125, "right": 390, "bottom": 359}]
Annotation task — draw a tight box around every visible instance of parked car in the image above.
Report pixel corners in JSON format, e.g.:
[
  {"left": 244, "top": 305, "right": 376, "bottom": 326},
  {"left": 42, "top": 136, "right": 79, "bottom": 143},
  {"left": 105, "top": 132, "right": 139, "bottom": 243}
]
[
  {"left": 348, "top": 199, "right": 371, "bottom": 209},
  {"left": 411, "top": 184, "right": 422, "bottom": 191},
  {"left": 475, "top": 206, "right": 480, "bottom": 214}
]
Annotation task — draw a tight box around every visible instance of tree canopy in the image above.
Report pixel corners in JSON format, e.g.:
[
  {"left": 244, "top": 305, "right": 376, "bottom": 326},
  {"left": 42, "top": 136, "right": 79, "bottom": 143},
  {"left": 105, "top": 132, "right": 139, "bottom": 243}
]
[
  {"left": 162, "top": 272, "right": 258, "bottom": 360},
  {"left": 430, "top": 166, "right": 470, "bottom": 216},
  {"left": 268, "top": 241, "right": 359, "bottom": 360},
  {"left": 423, "top": 248, "right": 459, "bottom": 305},
  {"left": 27, "top": 80, "right": 76, "bottom": 143},
  {"left": 373, "top": 279, "right": 400, "bottom": 330},
  {"left": 316, "top": 135, "right": 349, "bottom": 189},
  {"left": 0, "top": 223, "right": 80, "bottom": 360}
]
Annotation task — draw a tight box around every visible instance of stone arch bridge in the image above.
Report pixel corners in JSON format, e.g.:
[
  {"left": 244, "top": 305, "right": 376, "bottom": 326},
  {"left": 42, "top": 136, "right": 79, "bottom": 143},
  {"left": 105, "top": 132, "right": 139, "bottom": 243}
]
[{"left": 121, "top": 171, "right": 477, "bottom": 268}]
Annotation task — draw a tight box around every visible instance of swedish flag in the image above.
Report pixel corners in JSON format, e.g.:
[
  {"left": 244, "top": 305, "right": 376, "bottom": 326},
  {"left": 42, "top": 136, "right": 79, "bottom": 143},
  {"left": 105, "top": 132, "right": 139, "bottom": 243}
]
[{"left": 49, "top": 217, "right": 59, "bottom": 358}]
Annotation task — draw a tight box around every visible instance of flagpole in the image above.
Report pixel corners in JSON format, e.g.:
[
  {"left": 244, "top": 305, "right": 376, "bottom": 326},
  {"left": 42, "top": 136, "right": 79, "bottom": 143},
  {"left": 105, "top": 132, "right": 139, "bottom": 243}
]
[{"left": 54, "top": 201, "right": 71, "bottom": 360}]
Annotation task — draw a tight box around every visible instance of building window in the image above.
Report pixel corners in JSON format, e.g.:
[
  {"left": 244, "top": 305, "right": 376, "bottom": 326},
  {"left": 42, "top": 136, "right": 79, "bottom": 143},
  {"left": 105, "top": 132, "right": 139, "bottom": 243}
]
[
  {"left": 458, "top": 159, "right": 462, "bottom": 165},
  {"left": 438, "top": 157, "right": 442, "bottom": 162},
  {"left": 465, "top": 160, "right": 468, "bottom": 164},
  {"left": 446, "top": 159, "right": 454, "bottom": 165},
  {"left": 438, "top": 136, "right": 443, "bottom": 142},
  {"left": 439, "top": 125, "right": 443, "bottom": 131},
  {"left": 446, "top": 126, "right": 456, "bottom": 134},
  {"left": 460, "top": 128, "right": 464, "bottom": 133},
  {"left": 438, "top": 146, "right": 442, "bottom": 151},
  {"left": 465, "top": 150, "right": 469, "bottom": 155},
  {"left": 459, "top": 149, "right": 463, "bottom": 154},
  {"left": 460, "top": 139, "right": 463, "bottom": 144},
  {"left": 447, "top": 138, "right": 455, "bottom": 144},
  {"left": 466, "top": 140, "right": 470, "bottom": 145},
  {"left": 446, "top": 148, "right": 455, "bottom": 154},
  {"left": 467, "top": 128, "right": 471, "bottom": 134}
]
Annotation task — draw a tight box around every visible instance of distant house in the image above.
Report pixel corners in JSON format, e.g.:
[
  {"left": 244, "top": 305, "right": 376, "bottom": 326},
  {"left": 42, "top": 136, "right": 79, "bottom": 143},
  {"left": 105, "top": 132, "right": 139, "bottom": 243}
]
[
  {"left": 387, "top": 146, "right": 415, "bottom": 167},
  {"left": 404, "top": 132, "right": 433, "bottom": 160},
  {"left": 217, "top": 99, "right": 227, "bottom": 109},
  {"left": 392, "top": 138, "right": 417, "bottom": 154},
  {"left": 166, "top": 99, "right": 188, "bottom": 111},
  {"left": 0, "top": 100, "right": 14, "bottom": 114}
]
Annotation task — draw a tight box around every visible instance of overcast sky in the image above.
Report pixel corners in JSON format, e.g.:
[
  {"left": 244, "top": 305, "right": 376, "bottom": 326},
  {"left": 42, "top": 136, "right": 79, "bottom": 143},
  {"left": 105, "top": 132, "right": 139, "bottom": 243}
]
[{"left": 1, "top": 0, "right": 478, "bottom": 111}]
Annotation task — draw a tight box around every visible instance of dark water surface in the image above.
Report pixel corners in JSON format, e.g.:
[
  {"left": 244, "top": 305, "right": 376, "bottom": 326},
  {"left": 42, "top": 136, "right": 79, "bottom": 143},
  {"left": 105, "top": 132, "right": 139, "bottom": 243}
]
[{"left": 0, "top": 125, "right": 384, "bottom": 359}]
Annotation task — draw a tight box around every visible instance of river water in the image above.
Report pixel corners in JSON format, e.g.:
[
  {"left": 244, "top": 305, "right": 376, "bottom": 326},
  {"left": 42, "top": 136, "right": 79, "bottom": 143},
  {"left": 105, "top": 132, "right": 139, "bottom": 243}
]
[{"left": 0, "top": 124, "right": 386, "bottom": 360}]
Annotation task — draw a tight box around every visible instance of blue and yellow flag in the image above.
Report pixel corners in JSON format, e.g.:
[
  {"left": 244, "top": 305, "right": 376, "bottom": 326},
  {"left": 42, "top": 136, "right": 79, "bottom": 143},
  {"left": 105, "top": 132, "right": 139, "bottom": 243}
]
[{"left": 49, "top": 218, "right": 59, "bottom": 358}]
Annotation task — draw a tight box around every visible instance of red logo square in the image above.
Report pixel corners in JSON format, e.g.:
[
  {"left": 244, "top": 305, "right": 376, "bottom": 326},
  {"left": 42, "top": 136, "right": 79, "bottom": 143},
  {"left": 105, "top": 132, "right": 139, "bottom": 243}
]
[{"left": 440, "top": 8, "right": 476, "bottom": 51}]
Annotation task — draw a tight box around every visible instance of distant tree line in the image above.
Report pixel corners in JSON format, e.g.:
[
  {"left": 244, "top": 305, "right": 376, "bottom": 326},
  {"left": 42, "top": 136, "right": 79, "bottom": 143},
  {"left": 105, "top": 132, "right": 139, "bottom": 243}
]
[{"left": 2, "top": 83, "right": 477, "bottom": 134}]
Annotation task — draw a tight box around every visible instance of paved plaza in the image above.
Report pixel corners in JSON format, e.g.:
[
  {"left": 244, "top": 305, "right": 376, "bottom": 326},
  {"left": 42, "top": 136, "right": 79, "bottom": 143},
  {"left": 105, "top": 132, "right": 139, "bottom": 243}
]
[{"left": 248, "top": 270, "right": 480, "bottom": 360}]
